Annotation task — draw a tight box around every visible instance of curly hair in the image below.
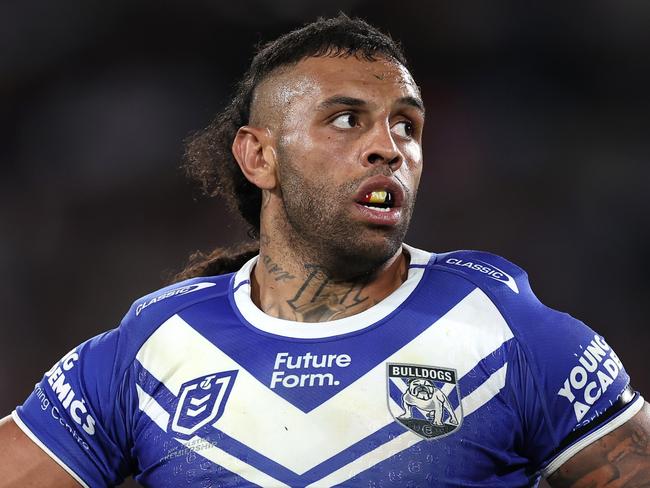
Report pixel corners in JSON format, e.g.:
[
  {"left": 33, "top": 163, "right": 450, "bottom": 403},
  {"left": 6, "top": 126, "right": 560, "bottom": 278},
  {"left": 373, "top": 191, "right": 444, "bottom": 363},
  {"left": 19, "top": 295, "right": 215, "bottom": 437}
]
[{"left": 174, "top": 14, "right": 408, "bottom": 281}]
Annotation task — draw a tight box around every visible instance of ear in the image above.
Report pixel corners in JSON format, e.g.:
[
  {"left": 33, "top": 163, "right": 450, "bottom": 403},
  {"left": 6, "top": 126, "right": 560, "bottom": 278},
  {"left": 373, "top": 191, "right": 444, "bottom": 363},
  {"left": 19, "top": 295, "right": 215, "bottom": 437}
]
[{"left": 232, "top": 126, "right": 278, "bottom": 190}]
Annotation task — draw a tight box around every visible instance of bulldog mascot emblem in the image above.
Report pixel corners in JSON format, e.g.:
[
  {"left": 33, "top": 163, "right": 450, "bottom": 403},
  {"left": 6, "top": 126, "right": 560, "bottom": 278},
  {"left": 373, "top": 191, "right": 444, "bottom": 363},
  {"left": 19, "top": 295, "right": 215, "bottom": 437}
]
[
  {"left": 387, "top": 363, "right": 462, "bottom": 439},
  {"left": 400, "top": 378, "right": 459, "bottom": 426}
]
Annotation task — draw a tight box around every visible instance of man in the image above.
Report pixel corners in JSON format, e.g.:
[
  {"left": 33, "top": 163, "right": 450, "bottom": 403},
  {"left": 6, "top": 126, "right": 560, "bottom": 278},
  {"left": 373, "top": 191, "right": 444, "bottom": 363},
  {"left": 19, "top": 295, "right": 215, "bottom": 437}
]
[{"left": 0, "top": 14, "right": 648, "bottom": 487}]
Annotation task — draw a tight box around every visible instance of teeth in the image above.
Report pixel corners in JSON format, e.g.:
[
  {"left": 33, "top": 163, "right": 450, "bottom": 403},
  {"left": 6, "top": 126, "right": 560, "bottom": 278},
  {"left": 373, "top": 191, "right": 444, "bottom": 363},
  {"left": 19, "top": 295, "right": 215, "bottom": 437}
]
[
  {"left": 367, "top": 190, "right": 388, "bottom": 204},
  {"left": 363, "top": 204, "right": 391, "bottom": 212}
]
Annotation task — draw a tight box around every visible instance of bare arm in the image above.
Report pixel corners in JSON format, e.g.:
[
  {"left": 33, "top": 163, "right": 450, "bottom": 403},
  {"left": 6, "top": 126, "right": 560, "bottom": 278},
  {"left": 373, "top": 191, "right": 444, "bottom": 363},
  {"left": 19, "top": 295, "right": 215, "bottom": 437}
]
[
  {"left": 0, "top": 415, "right": 80, "bottom": 488},
  {"left": 548, "top": 402, "right": 650, "bottom": 487}
]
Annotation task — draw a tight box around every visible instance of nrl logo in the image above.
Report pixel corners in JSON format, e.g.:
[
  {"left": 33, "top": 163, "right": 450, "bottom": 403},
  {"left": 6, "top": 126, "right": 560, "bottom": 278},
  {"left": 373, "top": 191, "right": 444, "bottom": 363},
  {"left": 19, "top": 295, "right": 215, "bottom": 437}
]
[
  {"left": 170, "top": 370, "right": 238, "bottom": 438},
  {"left": 387, "top": 363, "right": 462, "bottom": 440}
]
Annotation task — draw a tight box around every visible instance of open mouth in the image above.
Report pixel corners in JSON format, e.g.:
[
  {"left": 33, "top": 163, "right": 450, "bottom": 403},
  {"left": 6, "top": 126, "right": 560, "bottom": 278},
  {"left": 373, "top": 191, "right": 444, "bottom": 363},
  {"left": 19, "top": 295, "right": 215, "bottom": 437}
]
[
  {"left": 352, "top": 176, "right": 404, "bottom": 226},
  {"left": 356, "top": 189, "right": 395, "bottom": 212}
]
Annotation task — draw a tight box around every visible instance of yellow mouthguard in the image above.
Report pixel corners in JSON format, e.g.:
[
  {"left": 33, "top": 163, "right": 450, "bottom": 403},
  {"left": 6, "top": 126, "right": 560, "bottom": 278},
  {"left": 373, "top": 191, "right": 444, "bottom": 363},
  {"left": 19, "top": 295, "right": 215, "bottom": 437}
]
[{"left": 368, "top": 190, "right": 388, "bottom": 204}]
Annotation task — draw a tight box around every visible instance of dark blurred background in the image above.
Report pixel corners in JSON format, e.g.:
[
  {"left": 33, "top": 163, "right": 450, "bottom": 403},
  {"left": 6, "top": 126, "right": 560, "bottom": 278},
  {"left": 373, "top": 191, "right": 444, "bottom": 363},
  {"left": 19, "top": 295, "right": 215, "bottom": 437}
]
[{"left": 1, "top": 1, "right": 649, "bottom": 485}]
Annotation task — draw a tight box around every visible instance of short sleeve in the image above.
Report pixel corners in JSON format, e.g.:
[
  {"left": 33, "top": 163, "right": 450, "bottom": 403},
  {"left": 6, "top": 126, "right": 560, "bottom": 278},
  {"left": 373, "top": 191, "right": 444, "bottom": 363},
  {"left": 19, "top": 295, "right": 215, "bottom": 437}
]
[
  {"left": 507, "top": 296, "right": 642, "bottom": 476},
  {"left": 13, "top": 327, "right": 134, "bottom": 487},
  {"left": 11, "top": 276, "right": 225, "bottom": 487},
  {"left": 434, "top": 250, "right": 643, "bottom": 476}
]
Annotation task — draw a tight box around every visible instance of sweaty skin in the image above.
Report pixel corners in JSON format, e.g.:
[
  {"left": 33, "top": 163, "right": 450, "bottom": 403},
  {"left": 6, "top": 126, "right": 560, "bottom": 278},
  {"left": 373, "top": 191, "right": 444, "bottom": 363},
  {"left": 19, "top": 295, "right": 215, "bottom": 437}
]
[
  {"left": 235, "top": 55, "right": 425, "bottom": 322},
  {"left": 1, "top": 53, "right": 649, "bottom": 488},
  {"left": 0, "top": 416, "right": 79, "bottom": 487},
  {"left": 548, "top": 402, "right": 650, "bottom": 487},
  {"left": 230, "top": 55, "right": 650, "bottom": 488}
]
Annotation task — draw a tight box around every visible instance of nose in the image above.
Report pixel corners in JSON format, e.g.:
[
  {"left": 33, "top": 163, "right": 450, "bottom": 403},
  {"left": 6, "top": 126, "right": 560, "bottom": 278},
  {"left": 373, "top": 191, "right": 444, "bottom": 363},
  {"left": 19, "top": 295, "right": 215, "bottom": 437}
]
[{"left": 361, "top": 123, "right": 403, "bottom": 171}]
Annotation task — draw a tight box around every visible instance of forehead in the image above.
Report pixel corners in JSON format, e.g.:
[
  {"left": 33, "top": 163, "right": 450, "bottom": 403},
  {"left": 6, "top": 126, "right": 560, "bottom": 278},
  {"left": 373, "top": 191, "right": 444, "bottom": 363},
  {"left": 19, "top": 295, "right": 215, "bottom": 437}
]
[{"left": 274, "top": 55, "right": 420, "bottom": 106}]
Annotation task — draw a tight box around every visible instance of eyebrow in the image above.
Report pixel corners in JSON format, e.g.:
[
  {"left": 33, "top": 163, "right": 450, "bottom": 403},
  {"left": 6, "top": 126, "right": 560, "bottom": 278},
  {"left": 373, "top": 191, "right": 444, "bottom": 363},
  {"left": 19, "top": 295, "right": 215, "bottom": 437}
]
[
  {"left": 317, "top": 95, "right": 425, "bottom": 115},
  {"left": 317, "top": 96, "right": 367, "bottom": 110},
  {"left": 398, "top": 96, "right": 425, "bottom": 115}
]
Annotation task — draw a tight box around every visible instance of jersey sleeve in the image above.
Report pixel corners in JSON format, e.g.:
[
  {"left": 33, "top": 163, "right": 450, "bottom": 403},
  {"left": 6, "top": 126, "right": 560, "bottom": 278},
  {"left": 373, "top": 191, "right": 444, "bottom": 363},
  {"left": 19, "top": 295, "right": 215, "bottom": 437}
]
[
  {"left": 434, "top": 251, "right": 644, "bottom": 476},
  {"left": 13, "top": 325, "right": 136, "bottom": 487},
  {"left": 11, "top": 277, "right": 226, "bottom": 487}
]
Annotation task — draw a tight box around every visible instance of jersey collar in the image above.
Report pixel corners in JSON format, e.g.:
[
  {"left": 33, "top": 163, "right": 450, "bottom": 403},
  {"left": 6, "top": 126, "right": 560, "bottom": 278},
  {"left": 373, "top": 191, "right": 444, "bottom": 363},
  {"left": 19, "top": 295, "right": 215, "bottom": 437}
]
[{"left": 230, "top": 244, "right": 433, "bottom": 339}]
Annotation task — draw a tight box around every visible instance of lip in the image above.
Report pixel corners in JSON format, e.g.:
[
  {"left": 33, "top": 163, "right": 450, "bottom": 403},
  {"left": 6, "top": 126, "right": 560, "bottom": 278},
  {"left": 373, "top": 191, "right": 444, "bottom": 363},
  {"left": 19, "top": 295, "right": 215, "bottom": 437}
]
[{"left": 352, "top": 175, "right": 405, "bottom": 226}]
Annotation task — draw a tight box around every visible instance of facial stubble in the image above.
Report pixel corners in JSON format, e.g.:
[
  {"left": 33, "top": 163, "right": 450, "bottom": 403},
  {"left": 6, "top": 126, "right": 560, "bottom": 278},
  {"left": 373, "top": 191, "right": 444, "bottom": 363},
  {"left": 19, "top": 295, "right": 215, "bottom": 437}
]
[{"left": 274, "top": 144, "right": 416, "bottom": 281}]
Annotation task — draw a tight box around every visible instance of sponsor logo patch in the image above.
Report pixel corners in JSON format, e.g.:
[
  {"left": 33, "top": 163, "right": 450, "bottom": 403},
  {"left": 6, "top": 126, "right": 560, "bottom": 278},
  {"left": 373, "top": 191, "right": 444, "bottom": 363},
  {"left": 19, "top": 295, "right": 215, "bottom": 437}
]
[
  {"left": 136, "top": 282, "right": 217, "bottom": 316},
  {"left": 269, "top": 352, "right": 351, "bottom": 389},
  {"left": 444, "top": 257, "right": 519, "bottom": 293},
  {"left": 170, "top": 370, "right": 237, "bottom": 438},
  {"left": 387, "top": 363, "right": 462, "bottom": 440},
  {"left": 557, "top": 334, "right": 625, "bottom": 424},
  {"left": 44, "top": 348, "right": 97, "bottom": 437}
]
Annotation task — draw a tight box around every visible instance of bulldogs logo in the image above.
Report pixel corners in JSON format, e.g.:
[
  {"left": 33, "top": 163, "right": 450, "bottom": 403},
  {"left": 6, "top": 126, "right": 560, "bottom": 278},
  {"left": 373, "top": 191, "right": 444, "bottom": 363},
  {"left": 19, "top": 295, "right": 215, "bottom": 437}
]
[
  {"left": 170, "top": 370, "right": 237, "bottom": 438},
  {"left": 387, "top": 363, "right": 462, "bottom": 439}
]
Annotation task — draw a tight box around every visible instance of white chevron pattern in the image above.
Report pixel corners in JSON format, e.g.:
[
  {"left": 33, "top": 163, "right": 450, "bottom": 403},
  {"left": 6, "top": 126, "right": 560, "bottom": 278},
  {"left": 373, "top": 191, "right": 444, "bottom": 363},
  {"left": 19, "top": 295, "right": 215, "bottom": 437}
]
[{"left": 135, "top": 287, "right": 513, "bottom": 476}]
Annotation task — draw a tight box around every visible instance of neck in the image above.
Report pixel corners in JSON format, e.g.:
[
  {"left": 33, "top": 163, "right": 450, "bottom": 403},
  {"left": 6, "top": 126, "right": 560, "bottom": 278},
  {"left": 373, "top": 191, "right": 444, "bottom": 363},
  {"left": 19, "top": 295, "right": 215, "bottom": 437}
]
[{"left": 250, "top": 230, "right": 409, "bottom": 323}]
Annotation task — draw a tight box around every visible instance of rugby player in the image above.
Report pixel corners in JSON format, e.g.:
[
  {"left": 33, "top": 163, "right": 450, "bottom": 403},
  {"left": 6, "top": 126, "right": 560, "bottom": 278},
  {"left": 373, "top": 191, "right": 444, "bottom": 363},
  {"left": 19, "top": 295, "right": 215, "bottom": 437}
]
[{"left": 1, "top": 14, "right": 649, "bottom": 487}]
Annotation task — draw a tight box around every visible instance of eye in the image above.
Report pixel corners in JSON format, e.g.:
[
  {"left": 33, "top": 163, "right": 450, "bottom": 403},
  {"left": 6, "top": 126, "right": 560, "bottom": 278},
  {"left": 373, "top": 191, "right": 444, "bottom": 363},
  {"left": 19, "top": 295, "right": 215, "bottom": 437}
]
[
  {"left": 392, "top": 120, "right": 414, "bottom": 138},
  {"left": 331, "top": 113, "right": 359, "bottom": 129}
]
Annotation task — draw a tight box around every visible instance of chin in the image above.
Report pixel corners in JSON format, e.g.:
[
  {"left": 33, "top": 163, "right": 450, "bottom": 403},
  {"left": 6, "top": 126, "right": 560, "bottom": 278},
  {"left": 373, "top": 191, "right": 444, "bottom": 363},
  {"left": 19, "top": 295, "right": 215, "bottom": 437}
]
[{"left": 322, "top": 228, "right": 405, "bottom": 279}]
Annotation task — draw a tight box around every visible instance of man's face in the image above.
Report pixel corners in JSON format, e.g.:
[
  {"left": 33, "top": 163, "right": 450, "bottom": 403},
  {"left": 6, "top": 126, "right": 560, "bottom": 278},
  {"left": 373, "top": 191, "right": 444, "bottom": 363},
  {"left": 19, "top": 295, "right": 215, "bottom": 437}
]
[{"left": 266, "top": 55, "right": 424, "bottom": 276}]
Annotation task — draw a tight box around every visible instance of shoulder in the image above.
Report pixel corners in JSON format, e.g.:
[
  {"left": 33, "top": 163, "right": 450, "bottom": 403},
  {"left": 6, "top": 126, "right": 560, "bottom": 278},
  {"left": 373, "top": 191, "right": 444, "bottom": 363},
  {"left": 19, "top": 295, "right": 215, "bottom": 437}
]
[
  {"left": 101, "top": 273, "right": 234, "bottom": 374},
  {"left": 11, "top": 273, "right": 237, "bottom": 487},
  {"left": 426, "top": 248, "right": 611, "bottom": 389},
  {"left": 420, "top": 248, "right": 639, "bottom": 472},
  {"left": 409, "top": 247, "right": 571, "bottom": 351},
  {"left": 116, "top": 273, "right": 232, "bottom": 341},
  {"left": 124, "top": 274, "right": 232, "bottom": 328},
  {"left": 49, "top": 274, "right": 234, "bottom": 382},
  {"left": 431, "top": 249, "right": 528, "bottom": 296},
  {"left": 429, "top": 249, "right": 554, "bottom": 331},
  {"left": 427, "top": 249, "right": 592, "bottom": 347}
]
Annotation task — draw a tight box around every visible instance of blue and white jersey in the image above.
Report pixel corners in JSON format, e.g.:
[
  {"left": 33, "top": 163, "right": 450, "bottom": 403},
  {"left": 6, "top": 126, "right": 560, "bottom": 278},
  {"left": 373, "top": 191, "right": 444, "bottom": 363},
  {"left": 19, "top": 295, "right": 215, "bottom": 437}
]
[{"left": 14, "top": 245, "right": 643, "bottom": 487}]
